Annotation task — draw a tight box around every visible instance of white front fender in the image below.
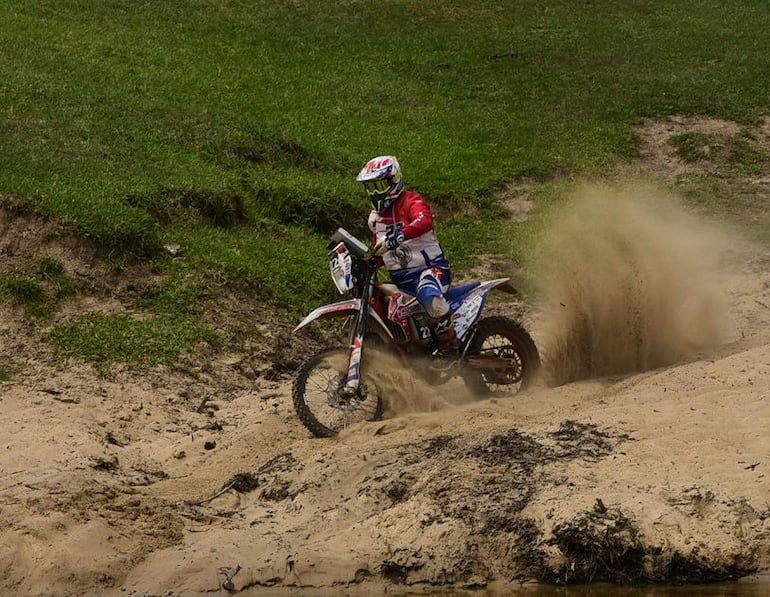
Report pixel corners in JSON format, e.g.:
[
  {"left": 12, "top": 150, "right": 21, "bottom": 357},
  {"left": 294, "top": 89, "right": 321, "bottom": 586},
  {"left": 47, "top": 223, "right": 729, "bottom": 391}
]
[
  {"left": 293, "top": 299, "right": 395, "bottom": 341},
  {"left": 293, "top": 299, "right": 361, "bottom": 333}
]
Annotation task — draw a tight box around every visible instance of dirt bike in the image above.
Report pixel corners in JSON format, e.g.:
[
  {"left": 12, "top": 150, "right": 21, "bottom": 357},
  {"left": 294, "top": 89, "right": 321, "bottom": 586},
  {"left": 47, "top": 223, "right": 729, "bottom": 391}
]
[{"left": 292, "top": 227, "right": 540, "bottom": 438}]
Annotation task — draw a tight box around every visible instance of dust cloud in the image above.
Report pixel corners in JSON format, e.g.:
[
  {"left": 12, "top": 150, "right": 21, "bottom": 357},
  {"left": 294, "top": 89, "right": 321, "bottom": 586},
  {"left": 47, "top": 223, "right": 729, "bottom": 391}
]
[
  {"left": 529, "top": 182, "right": 731, "bottom": 385},
  {"left": 362, "top": 349, "right": 472, "bottom": 416}
]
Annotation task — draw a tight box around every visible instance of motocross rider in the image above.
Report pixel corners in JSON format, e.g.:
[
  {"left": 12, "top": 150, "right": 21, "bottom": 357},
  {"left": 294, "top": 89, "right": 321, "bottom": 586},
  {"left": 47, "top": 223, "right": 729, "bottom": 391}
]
[{"left": 356, "top": 155, "right": 460, "bottom": 358}]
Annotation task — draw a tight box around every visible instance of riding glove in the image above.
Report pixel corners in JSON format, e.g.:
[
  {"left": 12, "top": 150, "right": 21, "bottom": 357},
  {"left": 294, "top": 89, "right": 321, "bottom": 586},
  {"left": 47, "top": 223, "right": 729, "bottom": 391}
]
[{"left": 385, "top": 230, "right": 405, "bottom": 250}]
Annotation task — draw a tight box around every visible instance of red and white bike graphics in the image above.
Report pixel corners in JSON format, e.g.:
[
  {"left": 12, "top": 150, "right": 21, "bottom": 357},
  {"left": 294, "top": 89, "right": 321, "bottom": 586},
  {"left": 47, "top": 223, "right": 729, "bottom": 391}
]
[{"left": 292, "top": 228, "right": 540, "bottom": 438}]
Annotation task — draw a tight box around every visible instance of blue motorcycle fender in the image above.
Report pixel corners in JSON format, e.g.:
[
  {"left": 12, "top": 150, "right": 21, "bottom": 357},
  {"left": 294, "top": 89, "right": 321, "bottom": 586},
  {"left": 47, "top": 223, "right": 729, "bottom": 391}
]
[
  {"left": 451, "top": 278, "right": 516, "bottom": 341},
  {"left": 293, "top": 299, "right": 395, "bottom": 341}
]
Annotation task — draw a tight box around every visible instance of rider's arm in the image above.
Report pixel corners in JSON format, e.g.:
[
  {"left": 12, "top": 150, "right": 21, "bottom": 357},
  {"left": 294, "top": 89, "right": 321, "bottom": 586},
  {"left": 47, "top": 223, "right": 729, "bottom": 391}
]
[
  {"left": 368, "top": 210, "right": 387, "bottom": 265},
  {"left": 401, "top": 193, "right": 434, "bottom": 239},
  {"left": 367, "top": 210, "right": 381, "bottom": 245}
]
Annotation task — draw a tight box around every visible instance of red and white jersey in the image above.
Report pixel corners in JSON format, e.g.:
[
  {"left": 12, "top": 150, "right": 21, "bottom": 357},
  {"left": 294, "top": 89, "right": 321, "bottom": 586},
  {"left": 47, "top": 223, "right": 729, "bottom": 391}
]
[{"left": 368, "top": 190, "right": 449, "bottom": 283}]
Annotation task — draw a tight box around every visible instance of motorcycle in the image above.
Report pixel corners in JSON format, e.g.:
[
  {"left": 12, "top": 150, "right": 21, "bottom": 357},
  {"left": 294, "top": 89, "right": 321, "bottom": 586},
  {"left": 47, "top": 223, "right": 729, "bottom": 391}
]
[{"left": 292, "top": 227, "right": 540, "bottom": 438}]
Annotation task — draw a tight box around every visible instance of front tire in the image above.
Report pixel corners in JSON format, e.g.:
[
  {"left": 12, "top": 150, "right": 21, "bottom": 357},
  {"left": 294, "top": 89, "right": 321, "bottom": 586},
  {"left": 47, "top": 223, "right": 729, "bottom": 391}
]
[
  {"left": 463, "top": 316, "right": 540, "bottom": 396},
  {"left": 292, "top": 347, "right": 384, "bottom": 438}
]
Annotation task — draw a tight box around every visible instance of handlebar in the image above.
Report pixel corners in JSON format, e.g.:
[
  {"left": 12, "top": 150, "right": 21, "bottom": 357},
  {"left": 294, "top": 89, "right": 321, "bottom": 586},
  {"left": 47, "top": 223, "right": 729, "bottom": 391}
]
[
  {"left": 371, "top": 240, "right": 388, "bottom": 257},
  {"left": 371, "top": 235, "right": 406, "bottom": 258}
]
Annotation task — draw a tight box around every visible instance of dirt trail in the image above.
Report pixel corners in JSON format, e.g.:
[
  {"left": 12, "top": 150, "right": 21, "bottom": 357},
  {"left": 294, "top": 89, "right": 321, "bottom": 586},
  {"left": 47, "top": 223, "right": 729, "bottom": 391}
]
[
  {"left": 2, "top": 211, "right": 768, "bottom": 595},
  {"left": 2, "top": 118, "right": 770, "bottom": 595},
  {"left": 112, "top": 184, "right": 770, "bottom": 595}
]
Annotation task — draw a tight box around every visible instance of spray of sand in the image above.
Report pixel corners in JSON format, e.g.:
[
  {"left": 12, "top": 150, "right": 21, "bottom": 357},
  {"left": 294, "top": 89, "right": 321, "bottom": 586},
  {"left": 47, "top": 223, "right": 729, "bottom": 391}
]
[
  {"left": 361, "top": 349, "right": 476, "bottom": 416},
  {"left": 529, "top": 182, "right": 731, "bottom": 385}
]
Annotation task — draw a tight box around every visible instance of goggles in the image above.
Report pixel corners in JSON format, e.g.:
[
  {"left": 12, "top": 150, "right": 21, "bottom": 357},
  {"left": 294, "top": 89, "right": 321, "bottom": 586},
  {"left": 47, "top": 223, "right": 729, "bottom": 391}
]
[{"left": 363, "top": 179, "right": 394, "bottom": 196}]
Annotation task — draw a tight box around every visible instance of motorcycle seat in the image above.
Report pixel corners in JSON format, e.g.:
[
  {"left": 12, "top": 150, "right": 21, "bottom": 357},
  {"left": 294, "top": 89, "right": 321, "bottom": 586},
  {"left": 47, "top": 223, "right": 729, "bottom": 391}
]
[
  {"left": 377, "top": 283, "right": 401, "bottom": 297},
  {"left": 445, "top": 281, "right": 481, "bottom": 301},
  {"left": 378, "top": 281, "right": 481, "bottom": 301}
]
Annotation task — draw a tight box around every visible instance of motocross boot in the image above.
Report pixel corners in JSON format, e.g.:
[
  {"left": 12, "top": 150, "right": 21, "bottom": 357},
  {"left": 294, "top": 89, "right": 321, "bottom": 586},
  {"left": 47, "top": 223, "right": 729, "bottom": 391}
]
[{"left": 431, "top": 312, "right": 460, "bottom": 362}]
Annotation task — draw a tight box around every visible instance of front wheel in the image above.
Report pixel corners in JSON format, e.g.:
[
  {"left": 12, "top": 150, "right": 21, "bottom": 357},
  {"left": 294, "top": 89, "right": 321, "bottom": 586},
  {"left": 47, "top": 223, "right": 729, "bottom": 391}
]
[
  {"left": 463, "top": 316, "right": 540, "bottom": 396},
  {"left": 292, "top": 347, "right": 384, "bottom": 438}
]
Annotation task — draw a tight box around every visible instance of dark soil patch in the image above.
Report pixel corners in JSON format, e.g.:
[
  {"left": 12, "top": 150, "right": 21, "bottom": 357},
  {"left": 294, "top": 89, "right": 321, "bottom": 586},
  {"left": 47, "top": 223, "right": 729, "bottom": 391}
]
[
  {"left": 124, "top": 187, "right": 248, "bottom": 228},
  {"left": 259, "top": 478, "right": 291, "bottom": 501},
  {"left": 540, "top": 499, "right": 757, "bottom": 585},
  {"left": 549, "top": 420, "right": 632, "bottom": 461},
  {"left": 470, "top": 428, "right": 553, "bottom": 470},
  {"left": 547, "top": 500, "right": 648, "bottom": 584},
  {"left": 224, "top": 472, "right": 260, "bottom": 493}
]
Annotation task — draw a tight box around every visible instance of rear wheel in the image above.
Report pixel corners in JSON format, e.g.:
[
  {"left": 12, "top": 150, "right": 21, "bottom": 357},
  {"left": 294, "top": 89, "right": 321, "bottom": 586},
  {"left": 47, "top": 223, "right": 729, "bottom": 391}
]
[
  {"left": 292, "top": 347, "right": 384, "bottom": 438},
  {"left": 463, "top": 316, "right": 540, "bottom": 396}
]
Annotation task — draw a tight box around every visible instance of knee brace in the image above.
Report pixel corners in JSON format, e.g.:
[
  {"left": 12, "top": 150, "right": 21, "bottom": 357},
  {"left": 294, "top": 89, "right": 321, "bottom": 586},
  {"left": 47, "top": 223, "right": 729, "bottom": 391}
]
[{"left": 427, "top": 296, "right": 450, "bottom": 319}]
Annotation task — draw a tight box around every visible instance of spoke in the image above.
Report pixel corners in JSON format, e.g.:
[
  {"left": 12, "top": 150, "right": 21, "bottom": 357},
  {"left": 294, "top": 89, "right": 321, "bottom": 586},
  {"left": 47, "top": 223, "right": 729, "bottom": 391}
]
[
  {"left": 295, "top": 348, "right": 383, "bottom": 435},
  {"left": 306, "top": 378, "right": 330, "bottom": 393}
]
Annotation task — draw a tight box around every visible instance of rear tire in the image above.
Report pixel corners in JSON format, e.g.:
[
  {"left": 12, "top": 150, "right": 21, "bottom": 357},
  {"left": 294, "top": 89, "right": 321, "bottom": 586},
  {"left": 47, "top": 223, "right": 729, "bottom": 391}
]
[
  {"left": 463, "top": 316, "right": 540, "bottom": 396},
  {"left": 292, "top": 347, "right": 384, "bottom": 438}
]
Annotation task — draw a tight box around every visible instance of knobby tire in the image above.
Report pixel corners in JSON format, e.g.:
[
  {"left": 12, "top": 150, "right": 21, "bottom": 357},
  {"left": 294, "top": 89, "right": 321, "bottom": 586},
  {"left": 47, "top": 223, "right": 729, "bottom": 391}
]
[
  {"left": 292, "top": 346, "right": 384, "bottom": 438},
  {"left": 464, "top": 315, "right": 540, "bottom": 396}
]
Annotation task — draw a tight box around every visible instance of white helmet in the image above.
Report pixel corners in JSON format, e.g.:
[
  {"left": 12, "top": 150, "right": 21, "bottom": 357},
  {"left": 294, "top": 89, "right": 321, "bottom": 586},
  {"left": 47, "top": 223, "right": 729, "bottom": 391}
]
[{"left": 356, "top": 155, "right": 404, "bottom": 212}]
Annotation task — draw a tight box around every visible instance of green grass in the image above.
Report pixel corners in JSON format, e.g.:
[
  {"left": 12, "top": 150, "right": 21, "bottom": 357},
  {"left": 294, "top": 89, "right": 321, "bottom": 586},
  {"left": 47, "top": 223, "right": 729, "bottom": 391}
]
[
  {"left": 1, "top": 272, "right": 54, "bottom": 318},
  {"left": 2, "top": 1, "right": 770, "bottom": 363},
  {"left": 0, "top": 257, "right": 89, "bottom": 318},
  {"left": 46, "top": 312, "right": 222, "bottom": 365},
  {"left": 670, "top": 130, "right": 770, "bottom": 174},
  {"left": 670, "top": 132, "right": 719, "bottom": 163}
]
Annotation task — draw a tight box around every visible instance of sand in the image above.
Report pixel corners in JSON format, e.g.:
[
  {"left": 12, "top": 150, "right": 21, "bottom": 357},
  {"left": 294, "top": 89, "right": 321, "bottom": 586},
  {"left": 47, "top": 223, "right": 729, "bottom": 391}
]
[{"left": 2, "top": 178, "right": 769, "bottom": 596}]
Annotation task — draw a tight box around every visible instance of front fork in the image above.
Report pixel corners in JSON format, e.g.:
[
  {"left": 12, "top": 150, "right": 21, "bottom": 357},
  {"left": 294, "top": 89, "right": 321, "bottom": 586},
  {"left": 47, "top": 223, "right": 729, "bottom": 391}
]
[
  {"left": 341, "top": 333, "right": 364, "bottom": 397},
  {"left": 341, "top": 274, "right": 376, "bottom": 397}
]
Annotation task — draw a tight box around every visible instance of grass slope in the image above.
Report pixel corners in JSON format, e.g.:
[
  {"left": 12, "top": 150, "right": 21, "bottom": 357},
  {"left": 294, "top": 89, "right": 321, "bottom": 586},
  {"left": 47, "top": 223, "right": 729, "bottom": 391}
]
[{"left": 2, "top": 1, "right": 770, "bottom": 363}]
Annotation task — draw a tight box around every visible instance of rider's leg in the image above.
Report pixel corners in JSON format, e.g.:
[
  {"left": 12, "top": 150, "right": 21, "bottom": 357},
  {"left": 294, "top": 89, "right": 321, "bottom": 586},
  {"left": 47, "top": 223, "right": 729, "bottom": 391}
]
[
  {"left": 432, "top": 308, "right": 459, "bottom": 354},
  {"left": 416, "top": 268, "right": 459, "bottom": 355}
]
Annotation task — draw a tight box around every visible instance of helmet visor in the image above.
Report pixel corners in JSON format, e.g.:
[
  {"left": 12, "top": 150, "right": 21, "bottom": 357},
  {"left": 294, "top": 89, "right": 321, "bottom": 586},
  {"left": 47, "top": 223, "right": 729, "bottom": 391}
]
[{"left": 362, "top": 179, "right": 394, "bottom": 196}]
